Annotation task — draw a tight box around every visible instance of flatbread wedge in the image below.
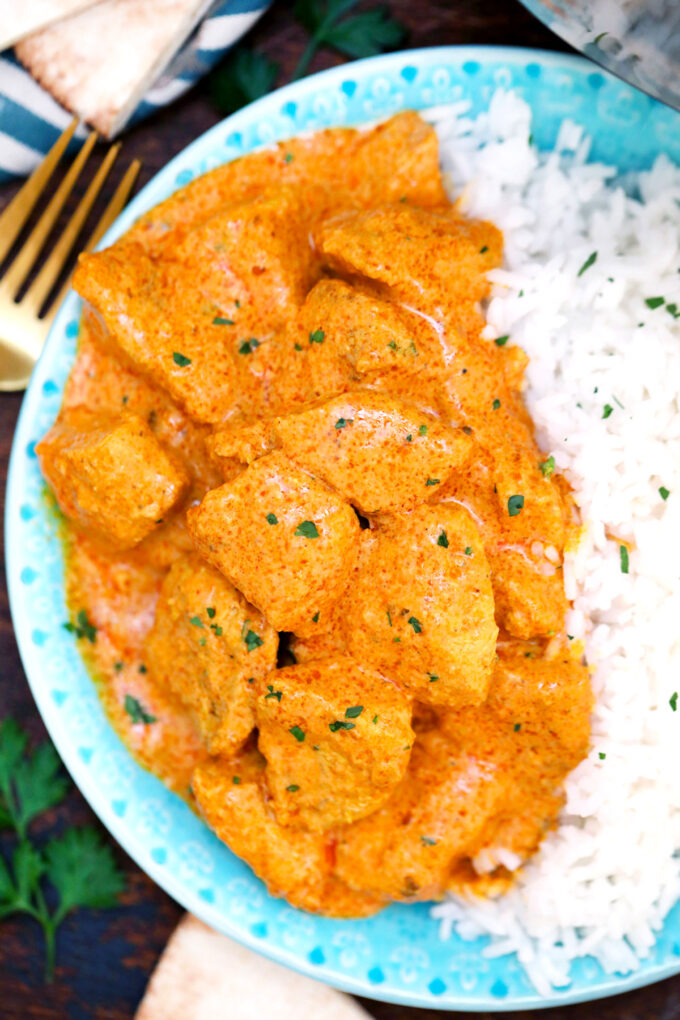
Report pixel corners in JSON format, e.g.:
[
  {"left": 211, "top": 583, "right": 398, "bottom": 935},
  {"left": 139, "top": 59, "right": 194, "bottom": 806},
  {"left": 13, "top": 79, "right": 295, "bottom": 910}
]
[
  {"left": 0, "top": 0, "right": 103, "bottom": 50},
  {"left": 15, "top": 0, "right": 215, "bottom": 138}
]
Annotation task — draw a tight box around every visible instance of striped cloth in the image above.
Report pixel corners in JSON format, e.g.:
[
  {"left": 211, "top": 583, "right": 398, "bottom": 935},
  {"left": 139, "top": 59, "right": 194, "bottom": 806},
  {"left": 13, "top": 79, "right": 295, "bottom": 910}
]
[{"left": 0, "top": 0, "right": 270, "bottom": 182}]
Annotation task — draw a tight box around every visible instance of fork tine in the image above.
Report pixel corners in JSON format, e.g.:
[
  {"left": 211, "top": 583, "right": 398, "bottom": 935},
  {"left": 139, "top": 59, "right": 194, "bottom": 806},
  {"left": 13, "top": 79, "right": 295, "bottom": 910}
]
[
  {"left": 0, "top": 118, "right": 78, "bottom": 265},
  {"left": 43, "top": 158, "right": 141, "bottom": 325},
  {"left": 1, "top": 130, "right": 98, "bottom": 299},
  {"left": 22, "top": 143, "right": 120, "bottom": 315}
]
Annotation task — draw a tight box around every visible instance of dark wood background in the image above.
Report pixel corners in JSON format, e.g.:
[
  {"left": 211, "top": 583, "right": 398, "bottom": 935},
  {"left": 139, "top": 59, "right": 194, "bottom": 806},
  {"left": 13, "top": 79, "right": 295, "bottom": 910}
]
[{"left": 1, "top": 1, "right": 680, "bottom": 1016}]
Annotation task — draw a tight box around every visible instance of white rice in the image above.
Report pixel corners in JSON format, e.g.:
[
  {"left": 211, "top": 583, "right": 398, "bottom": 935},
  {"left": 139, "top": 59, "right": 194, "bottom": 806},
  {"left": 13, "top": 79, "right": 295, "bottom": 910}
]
[{"left": 426, "top": 90, "right": 680, "bottom": 994}]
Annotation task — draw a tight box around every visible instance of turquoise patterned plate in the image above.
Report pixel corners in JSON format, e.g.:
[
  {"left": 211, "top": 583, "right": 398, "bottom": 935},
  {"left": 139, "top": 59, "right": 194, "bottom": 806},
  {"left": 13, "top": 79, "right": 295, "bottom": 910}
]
[{"left": 7, "top": 47, "right": 680, "bottom": 1010}]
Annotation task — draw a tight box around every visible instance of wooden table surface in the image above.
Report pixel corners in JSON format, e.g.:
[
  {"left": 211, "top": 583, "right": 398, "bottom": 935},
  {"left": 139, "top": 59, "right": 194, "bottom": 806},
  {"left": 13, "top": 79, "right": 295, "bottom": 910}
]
[{"left": 1, "top": 1, "right": 680, "bottom": 1016}]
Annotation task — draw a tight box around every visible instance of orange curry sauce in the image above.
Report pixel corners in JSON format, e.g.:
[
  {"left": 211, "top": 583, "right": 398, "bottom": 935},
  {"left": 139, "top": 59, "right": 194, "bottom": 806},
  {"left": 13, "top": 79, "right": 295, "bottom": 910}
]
[{"left": 37, "top": 112, "right": 592, "bottom": 918}]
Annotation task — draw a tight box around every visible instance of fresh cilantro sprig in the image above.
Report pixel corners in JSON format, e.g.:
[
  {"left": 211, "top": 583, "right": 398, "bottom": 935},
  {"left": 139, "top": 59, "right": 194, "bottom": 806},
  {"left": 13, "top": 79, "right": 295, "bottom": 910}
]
[
  {"left": 210, "top": 2, "right": 406, "bottom": 115},
  {"left": 0, "top": 719, "right": 125, "bottom": 980}
]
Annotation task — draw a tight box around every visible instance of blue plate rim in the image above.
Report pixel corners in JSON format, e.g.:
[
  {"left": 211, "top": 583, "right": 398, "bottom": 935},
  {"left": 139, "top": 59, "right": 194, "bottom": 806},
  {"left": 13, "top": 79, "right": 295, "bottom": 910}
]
[{"left": 6, "top": 44, "right": 680, "bottom": 1010}]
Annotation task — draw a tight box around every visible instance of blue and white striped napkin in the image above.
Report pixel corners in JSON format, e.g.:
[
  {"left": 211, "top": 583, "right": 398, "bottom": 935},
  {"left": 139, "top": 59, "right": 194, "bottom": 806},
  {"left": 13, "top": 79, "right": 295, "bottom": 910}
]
[{"left": 0, "top": 0, "right": 270, "bottom": 182}]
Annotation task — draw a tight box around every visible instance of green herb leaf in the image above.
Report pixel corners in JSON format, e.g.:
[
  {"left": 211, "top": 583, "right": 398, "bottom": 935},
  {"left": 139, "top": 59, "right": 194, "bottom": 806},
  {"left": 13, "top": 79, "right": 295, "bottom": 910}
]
[
  {"left": 334, "top": 418, "right": 353, "bottom": 429},
  {"left": 329, "top": 720, "right": 356, "bottom": 732},
  {"left": 418, "top": 424, "right": 428, "bottom": 436},
  {"left": 172, "top": 352, "right": 192, "bottom": 367},
  {"left": 12, "top": 743, "right": 70, "bottom": 833},
  {"left": 312, "top": 612, "right": 320, "bottom": 623},
  {"left": 425, "top": 478, "right": 440, "bottom": 486},
  {"left": 427, "top": 673, "right": 439, "bottom": 682},
  {"left": 408, "top": 616, "right": 422, "bottom": 634},
  {"left": 437, "top": 530, "right": 449, "bottom": 548},
  {"left": 239, "top": 338, "right": 260, "bottom": 355},
  {"left": 602, "top": 403, "right": 614, "bottom": 419},
  {"left": 209, "top": 46, "right": 280, "bottom": 116},
  {"left": 344, "top": 705, "right": 363, "bottom": 719},
  {"left": 286, "top": 784, "right": 300, "bottom": 792},
  {"left": 577, "top": 251, "right": 597, "bottom": 277},
  {"left": 244, "top": 629, "right": 264, "bottom": 653},
  {"left": 494, "top": 335, "right": 509, "bottom": 346},
  {"left": 420, "top": 836, "right": 437, "bottom": 846},
  {"left": 671, "top": 692, "right": 678, "bottom": 712},
  {"left": 645, "top": 296, "right": 665, "bottom": 310},
  {"left": 266, "top": 513, "right": 278, "bottom": 525},
  {"left": 507, "top": 494, "right": 524, "bottom": 517},
  {"left": 372, "top": 714, "right": 379, "bottom": 724},
  {"left": 124, "top": 695, "right": 156, "bottom": 725},
  {"left": 295, "top": 520, "right": 320, "bottom": 539},
  {"left": 309, "top": 329, "right": 325, "bottom": 344},
  {"left": 206, "top": 607, "right": 216, "bottom": 619},
  {"left": 513, "top": 723, "right": 521, "bottom": 732},
  {"left": 492, "top": 398, "right": 501, "bottom": 410},
  {"left": 464, "top": 546, "right": 473, "bottom": 556},
  {"left": 45, "top": 827, "right": 125, "bottom": 914},
  {"left": 213, "top": 317, "right": 235, "bottom": 326},
  {"left": 598, "top": 751, "right": 606, "bottom": 759},
  {"left": 540, "top": 455, "right": 555, "bottom": 477},
  {"left": 293, "top": 0, "right": 406, "bottom": 80},
  {"left": 619, "top": 544, "right": 629, "bottom": 574},
  {"left": 265, "top": 685, "right": 283, "bottom": 702},
  {"left": 232, "top": 776, "right": 241, "bottom": 784},
  {"left": 289, "top": 726, "right": 306, "bottom": 742},
  {"left": 660, "top": 486, "right": 670, "bottom": 501},
  {"left": 189, "top": 616, "right": 204, "bottom": 628}
]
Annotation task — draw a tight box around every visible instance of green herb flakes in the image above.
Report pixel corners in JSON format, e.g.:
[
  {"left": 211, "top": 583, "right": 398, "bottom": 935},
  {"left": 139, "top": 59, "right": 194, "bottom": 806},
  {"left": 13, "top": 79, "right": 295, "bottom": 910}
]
[
  {"left": 244, "top": 629, "right": 264, "bottom": 652},
  {"left": 507, "top": 494, "right": 524, "bottom": 517},
  {"left": 577, "top": 251, "right": 597, "bottom": 277},
  {"left": 232, "top": 776, "right": 241, "bottom": 784},
  {"left": 372, "top": 714, "right": 379, "bottom": 724},
  {"left": 266, "top": 513, "right": 278, "bottom": 525},
  {"left": 335, "top": 418, "right": 353, "bottom": 429},
  {"left": 418, "top": 424, "right": 428, "bottom": 436},
  {"left": 286, "top": 784, "right": 300, "bottom": 792},
  {"left": 309, "top": 329, "right": 325, "bottom": 344},
  {"left": 540, "top": 455, "right": 555, "bottom": 477},
  {"left": 294, "top": 342, "right": 303, "bottom": 351},
  {"left": 645, "top": 296, "right": 665, "bottom": 310},
  {"left": 603, "top": 404, "right": 614, "bottom": 419},
  {"left": 406, "top": 434, "right": 413, "bottom": 442},
  {"left": 213, "top": 317, "right": 235, "bottom": 326},
  {"left": 437, "top": 530, "right": 449, "bottom": 548},
  {"left": 427, "top": 673, "right": 439, "bottom": 682},
  {"left": 312, "top": 612, "right": 320, "bottom": 623},
  {"left": 295, "top": 520, "right": 320, "bottom": 539},
  {"left": 206, "top": 607, "right": 216, "bottom": 619},
  {"left": 420, "top": 836, "right": 437, "bottom": 846},
  {"left": 124, "top": 695, "right": 156, "bottom": 725},
  {"left": 671, "top": 692, "right": 678, "bottom": 712},
  {"left": 239, "top": 338, "right": 260, "bottom": 355},
  {"left": 494, "top": 335, "right": 509, "bottom": 346},
  {"left": 620, "top": 544, "right": 629, "bottom": 574},
  {"left": 425, "top": 477, "right": 440, "bottom": 486},
  {"left": 284, "top": 152, "right": 294, "bottom": 164},
  {"left": 329, "top": 720, "right": 355, "bottom": 732},
  {"left": 464, "top": 546, "right": 473, "bottom": 555},
  {"left": 386, "top": 610, "right": 392, "bottom": 627},
  {"left": 265, "top": 685, "right": 282, "bottom": 702},
  {"left": 408, "top": 616, "right": 422, "bottom": 634},
  {"left": 345, "top": 705, "right": 364, "bottom": 719},
  {"left": 598, "top": 752, "right": 606, "bottom": 760},
  {"left": 189, "top": 616, "right": 204, "bottom": 628},
  {"left": 289, "top": 726, "right": 305, "bottom": 742},
  {"left": 138, "top": 664, "right": 147, "bottom": 674},
  {"left": 63, "top": 609, "right": 97, "bottom": 644},
  {"left": 172, "top": 352, "right": 191, "bottom": 367},
  {"left": 113, "top": 661, "right": 123, "bottom": 673},
  {"left": 513, "top": 723, "right": 521, "bottom": 732},
  {"left": 660, "top": 486, "right": 671, "bottom": 501},
  {"left": 492, "top": 398, "right": 501, "bottom": 411}
]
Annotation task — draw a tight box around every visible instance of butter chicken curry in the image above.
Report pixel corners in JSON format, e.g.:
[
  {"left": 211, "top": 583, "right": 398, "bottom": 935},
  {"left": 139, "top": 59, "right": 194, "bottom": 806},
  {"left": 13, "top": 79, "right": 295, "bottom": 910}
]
[{"left": 37, "top": 112, "right": 592, "bottom": 918}]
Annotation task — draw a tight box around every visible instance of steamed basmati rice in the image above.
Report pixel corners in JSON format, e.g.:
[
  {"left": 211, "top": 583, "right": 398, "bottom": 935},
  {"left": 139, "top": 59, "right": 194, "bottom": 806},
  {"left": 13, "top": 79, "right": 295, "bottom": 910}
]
[{"left": 427, "top": 90, "right": 680, "bottom": 994}]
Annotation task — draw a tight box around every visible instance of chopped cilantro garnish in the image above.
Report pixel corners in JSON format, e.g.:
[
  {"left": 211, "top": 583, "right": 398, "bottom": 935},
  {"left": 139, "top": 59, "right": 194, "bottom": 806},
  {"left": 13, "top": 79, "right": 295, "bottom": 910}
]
[
  {"left": 437, "top": 530, "right": 449, "bottom": 548},
  {"left": 577, "top": 251, "right": 597, "bottom": 277},
  {"left": 113, "top": 661, "right": 123, "bottom": 672},
  {"left": 211, "top": 625, "right": 223, "bottom": 636},
  {"left": 312, "top": 612, "right": 320, "bottom": 623},
  {"left": 507, "top": 494, "right": 524, "bottom": 517},
  {"left": 406, "top": 434, "right": 413, "bottom": 442},
  {"left": 199, "top": 636, "right": 207, "bottom": 647},
  {"left": 286, "top": 784, "right": 300, "bottom": 792},
  {"left": 138, "top": 664, "right": 147, "bottom": 674},
  {"left": 335, "top": 418, "right": 353, "bottom": 429},
  {"left": 189, "top": 616, "right": 204, "bottom": 628},
  {"left": 420, "top": 836, "right": 437, "bottom": 846},
  {"left": 479, "top": 245, "right": 489, "bottom": 254},
  {"left": 598, "top": 752, "right": 606, "bottom": 760},
  {"left": 513, "top": 723, "right": 521, "bottom": 732},
  {"left": 309, "top": 329, "right": 325, "bottom": 344},
  {"left": 265, "top": 685, "right": 282, "bottom": 701},
  {"left": 345, "top": 705, "right": 363, "bottom": 719},
  {"left": 427, "top": 673, "right": 439, "bottom": 682},
  {"left": 386, "top": 610, "right": 392, "bottom": 627},
  {"left": 266, "top": 513, "right": 278, "bottom": 525},
  {"left": 645, "top": 296, "right": 665, "bottom": 309},
  {"left": 671, "top": 692, "right": 678, "bottom": 712},
  {"left": 540, "top": 455, "right": 555, "bottom": 477},
  {"left": 295, "top": 520, "right": 319, "bottom": 539},
  {"left": 492, "top": 398, "right": 501, "bottom": 410},
  {"left": 239, "top": 338, "right": 260, "bottom": 355},
  {"left": 213, "top": 317, "right": 235, "bottom": 326},
  {"left": 619, "top": 544, "right": 629, "bottom": 574},
  {"left": 464, "top": 546, "right": 473, "bottom": 556},
  {"left": 284, "top": 152, "right": 294, "bottom": 163},
  {"left": 494, "top": 335, "right": 509, "bottom": 346},
  {"left": 329, "top": 720, "right": 355, "bottom": 732},
  {"left": 408, "top": 616, "right": 422, "bottom": 634},
  {"left": 294, "top": 342, "right": 303, "bottom": 351},
  {"left": 603, "top": 404, "right": 614, "bottom": 419},
  {"left": 418, "top": 424, "right": 428, "bottom": 436},
  {"left": 289, "top": 726, "right": 305, "bottom": 742},
  {"left": 660, "top": 486, "right": 670, "bottom": 501},
  {"left": 372, "top": 714, "right": 379, "bottom": 724},
  {"left": 232, "top": 776, "right": 241, "bottom": 784},
  {"left": 244, "top": 628, "right": 264, "bottom": 652},
  {"left": 425, "top": 478, "right": 440, "bottom": 486},
  {"left": 124, "top": 695, "right": 156, "bottom": 725},
  {"left": 63, "top": 609, "right": 97, "bottom": 644},
  {"left": 206, "top": 607, "right": 216, "bottom": 619},
  {"left": 172, "top": 352, "right": 191, "bottom": 367},
  {"left": 666, "top": 303, "right": 680, "bottom": 318}
]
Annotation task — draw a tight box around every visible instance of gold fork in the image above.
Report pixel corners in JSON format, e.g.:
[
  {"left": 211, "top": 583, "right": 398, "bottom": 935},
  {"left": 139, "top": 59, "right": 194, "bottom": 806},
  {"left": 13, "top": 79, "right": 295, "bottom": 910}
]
[{"left": 0, "top": 119, "right": 141, "bottom": 392}]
